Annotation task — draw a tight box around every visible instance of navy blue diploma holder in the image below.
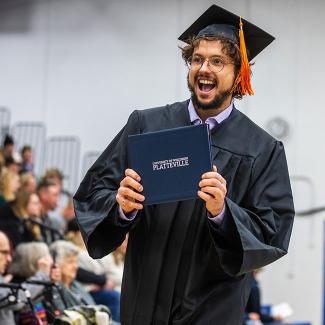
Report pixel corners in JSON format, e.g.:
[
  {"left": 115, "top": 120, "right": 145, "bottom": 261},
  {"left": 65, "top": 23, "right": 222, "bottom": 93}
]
[{"left": 127, "top": 124, "right": 212, "bottom": 205}]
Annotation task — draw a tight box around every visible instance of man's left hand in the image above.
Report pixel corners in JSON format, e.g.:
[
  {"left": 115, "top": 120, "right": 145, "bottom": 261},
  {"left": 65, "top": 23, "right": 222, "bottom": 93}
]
[{"left": 198, "top": 165, "right": 227, "bottom": 217}]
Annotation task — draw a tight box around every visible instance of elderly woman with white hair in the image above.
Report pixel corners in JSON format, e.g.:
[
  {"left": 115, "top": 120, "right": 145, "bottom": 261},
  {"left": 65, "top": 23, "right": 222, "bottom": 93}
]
[
  {"left": 4, "top": 240, "right": 61, "bottom": 324},
  {"left": 8, "top": 241, "right": 59, "bottom": 281},
  {"left": 50, "top": 240, "right": 122, "bottom": 324},
  {"left": 49, "top": 240, "right": 96, "bottom": 309}
]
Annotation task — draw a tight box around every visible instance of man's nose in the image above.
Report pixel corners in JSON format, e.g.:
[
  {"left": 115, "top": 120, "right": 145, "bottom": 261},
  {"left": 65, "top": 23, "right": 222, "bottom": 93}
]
[{"left": 199, "top": 59, "right": 210, "bottom": 72}]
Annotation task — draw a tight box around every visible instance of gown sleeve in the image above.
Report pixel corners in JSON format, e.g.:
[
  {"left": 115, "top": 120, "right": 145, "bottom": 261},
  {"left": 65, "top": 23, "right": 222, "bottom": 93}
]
[
  {"left": 209, "top": 140, "right": 295, "bottom": 276},
  {"left": 73, "top": 110, "right": 141, "bottom": 258}
]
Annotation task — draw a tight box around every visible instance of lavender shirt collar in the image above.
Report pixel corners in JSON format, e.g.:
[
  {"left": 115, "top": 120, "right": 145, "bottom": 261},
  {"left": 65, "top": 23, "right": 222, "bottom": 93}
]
[{"left": 188, "top": 100, "right": 233, "bottom": 130}]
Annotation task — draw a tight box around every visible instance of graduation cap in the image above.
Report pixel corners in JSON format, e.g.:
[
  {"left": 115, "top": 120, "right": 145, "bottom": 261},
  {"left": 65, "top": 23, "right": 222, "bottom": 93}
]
[{"left": 178, "top": 5, "right": 275, "bottom": 96}]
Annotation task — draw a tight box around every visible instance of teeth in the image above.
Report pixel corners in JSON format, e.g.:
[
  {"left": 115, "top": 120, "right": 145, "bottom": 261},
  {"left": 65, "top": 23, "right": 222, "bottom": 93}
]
[{"left": 199, "top": 79, "right": 214, "bottom": 85}]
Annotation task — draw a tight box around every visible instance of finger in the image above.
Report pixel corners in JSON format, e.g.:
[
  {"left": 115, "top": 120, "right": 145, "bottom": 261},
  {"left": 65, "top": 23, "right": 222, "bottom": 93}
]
[
  {"left": 123, "top": 199, "right": 144, "bottom": 211},
  {"left": 125, "top": 168, "right": 141, "bottom": 182},
  {"left": 116, "top": 193, "right": 126, "bottom": 207},
  {"left": 116, "top": 193, "right": 144, "bottom": 211},
  {"left": 199, "top": 178, "right": 222, "bottom": 188},
  {"left": 118, "top": 187, "right": 145, "bottom": 202},
  {"left": 121, "top": 176, "right": 143, "bottom": 192},
  {"left": 200, "top": 186, "right": 224, "bottom": 199},
  {"left": 197, "top": 190, "right": 213, "bottom": 202},
  {"left": 213, "top": 165, "right": 217, "bottom": 172},
  {"left": 202, "top": 171, "right": 226, "bottom": 184},
  {"left": 199, "top": 179, "right": 227, "bottom": 195}
]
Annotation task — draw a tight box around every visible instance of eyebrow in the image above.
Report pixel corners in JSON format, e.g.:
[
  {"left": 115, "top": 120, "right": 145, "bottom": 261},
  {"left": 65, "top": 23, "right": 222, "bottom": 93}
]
[{"left": 193, "top": 54, "right": 227, "bottom": 60}]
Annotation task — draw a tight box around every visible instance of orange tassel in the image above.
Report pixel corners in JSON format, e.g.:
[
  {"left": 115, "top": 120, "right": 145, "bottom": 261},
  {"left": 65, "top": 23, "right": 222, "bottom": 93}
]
[{"left": 232, "top": 17, "right": 254, "bottom": 96}]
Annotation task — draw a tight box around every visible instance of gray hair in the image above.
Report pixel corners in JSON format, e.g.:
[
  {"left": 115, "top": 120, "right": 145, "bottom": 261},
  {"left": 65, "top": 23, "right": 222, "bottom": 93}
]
[
  {"left": 49, "top": 240, "right": 79, "bottom": 265},
  {"left": 8, "top": 242, "right": 50, "bottom": 278}
]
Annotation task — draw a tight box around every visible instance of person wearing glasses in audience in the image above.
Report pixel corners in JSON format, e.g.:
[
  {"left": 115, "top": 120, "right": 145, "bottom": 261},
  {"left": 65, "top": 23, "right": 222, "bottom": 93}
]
[
  {"left": 74, "top": 5, "right": 295, "bottom": 325},
  {"left": 0, "top": 232, "right": 60, "bottom": 324}
]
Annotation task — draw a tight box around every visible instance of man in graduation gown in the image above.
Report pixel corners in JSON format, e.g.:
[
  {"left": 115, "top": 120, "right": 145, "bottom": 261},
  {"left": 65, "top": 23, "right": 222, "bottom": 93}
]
[{"left": 73, "top": 5, "right": 294, "bottom": 325}]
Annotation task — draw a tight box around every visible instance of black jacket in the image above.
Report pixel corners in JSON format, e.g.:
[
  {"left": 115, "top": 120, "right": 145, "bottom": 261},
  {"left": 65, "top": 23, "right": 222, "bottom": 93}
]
[{"left": 0, "top": 203, "right": 35, "bottom": 248}]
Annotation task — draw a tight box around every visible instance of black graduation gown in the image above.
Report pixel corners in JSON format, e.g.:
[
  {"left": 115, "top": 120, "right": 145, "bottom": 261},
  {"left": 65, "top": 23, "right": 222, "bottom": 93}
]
[{"left": 73, "top": 100, "right": 294, "bottom": 325}]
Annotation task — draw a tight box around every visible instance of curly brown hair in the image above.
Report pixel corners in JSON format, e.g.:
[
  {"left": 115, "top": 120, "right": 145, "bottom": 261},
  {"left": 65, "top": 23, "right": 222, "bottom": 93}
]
[{"left": 180, "top": 36, "right": 252, "bottom": 100}]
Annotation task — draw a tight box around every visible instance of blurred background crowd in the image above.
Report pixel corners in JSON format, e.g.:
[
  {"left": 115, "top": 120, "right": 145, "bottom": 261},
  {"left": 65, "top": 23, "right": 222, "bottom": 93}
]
[{"left": 0, "top": 135, "right": 125, "bottom": 324}]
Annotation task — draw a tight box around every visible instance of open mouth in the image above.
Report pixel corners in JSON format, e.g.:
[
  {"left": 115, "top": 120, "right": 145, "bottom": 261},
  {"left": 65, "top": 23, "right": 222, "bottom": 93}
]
[{"left": 197, "top": 78, "right": 216, "bottom": 93}]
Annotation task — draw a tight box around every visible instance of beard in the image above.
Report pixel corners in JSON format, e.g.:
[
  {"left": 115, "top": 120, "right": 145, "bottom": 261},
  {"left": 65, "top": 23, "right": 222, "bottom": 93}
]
[{"left": 187, "top": 74, "right": 232, "bottom": 111}]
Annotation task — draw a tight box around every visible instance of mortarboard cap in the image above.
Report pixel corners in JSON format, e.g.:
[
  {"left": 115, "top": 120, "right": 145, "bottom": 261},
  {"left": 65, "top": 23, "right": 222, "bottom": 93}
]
[
  {"left": 178, "top": 5, "right": 275, "bottom": 96},
  {"left": 178, "top": 4, "right": 275, "bottom": 61}
]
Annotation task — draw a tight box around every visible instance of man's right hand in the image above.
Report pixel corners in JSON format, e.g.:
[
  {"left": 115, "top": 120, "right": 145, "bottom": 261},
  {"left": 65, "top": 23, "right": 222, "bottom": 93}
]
[{"left": 116, "top": 168, "right": 145, "bottom": 214}]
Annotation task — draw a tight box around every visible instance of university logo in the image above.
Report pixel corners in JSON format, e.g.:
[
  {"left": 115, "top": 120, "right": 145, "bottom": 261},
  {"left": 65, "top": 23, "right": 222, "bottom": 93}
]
[{"left": 152, "top": 157, "right": 189, "bottom": 171}]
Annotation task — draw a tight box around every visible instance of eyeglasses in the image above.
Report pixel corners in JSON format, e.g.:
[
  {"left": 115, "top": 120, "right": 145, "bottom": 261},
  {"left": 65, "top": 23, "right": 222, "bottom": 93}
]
[{"left": 187, "top": 55, "right": 234, "bottom": 73}]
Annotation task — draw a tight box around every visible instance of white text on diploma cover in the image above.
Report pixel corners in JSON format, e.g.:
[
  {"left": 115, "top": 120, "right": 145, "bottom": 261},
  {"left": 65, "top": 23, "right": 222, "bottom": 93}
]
[{"left": 152, "top": 157, "right": 189, "bottom": 171}]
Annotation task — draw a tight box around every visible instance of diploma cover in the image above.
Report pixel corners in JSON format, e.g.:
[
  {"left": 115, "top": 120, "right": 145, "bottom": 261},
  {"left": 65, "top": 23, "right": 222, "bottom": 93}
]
[{"left": 127, "top": 124, "right": 212, "bottom": 205}]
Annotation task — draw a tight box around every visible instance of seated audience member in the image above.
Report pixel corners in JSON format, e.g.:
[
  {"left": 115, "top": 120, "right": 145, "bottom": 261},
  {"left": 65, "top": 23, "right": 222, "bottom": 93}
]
[
  {"left": 8, "top": 241, "right": 61, "bottom": 284},
  {"left": 0, "top": 231, "right": 12, "bottom": 283},
  {"left": 42, "top": 168, "right": 64, "bottom": 188},
  {"left": 0, "top": 233, "right": 59, "bottom": 324},
  {"left": 69, "top": 228, "right": 127, "bottom": 292},
  {"left": 50, "top": 240, "right": 120, "bottom": 324},
  {"left": 5, "top": 156, "right": 21, "bottom": 174},
  {"left": 65, "top": 219, "right": 113, "bottom": 286},
  {"left": 20, "top": 172, "right": 37, "bottom": 193},
  {"left": 8, "top": 241, "right": 62, "bottom": 323},
  {"left": 37, "top": 179, "right": 62, "bottom": 244},
  {"left": 2, "top": 135, "right": 21, "bottom": 165},
  {"left": 20, "top": 145, "right": 34, "bottom": 174},
  {"left": 66, "top": 220, "right": 121, "bottom": 319},
  {"left": 0, "top": 190, "right": 42, "bottom": 247},
  {"left": 245, "top": 270, "right": 285, "bottom": 325},
  {"left": 0, "top": 169, "right": 20, "bottom": 207},
  {"left": 0, "top": 149, "right": 5, "bottom": 173},
  {"left": 42, "top": 168, "right": 71, "bottom": 232},
  {"left": 60, "top": 197, "right": 76, "bottom": 231},
  {"left": 62, "top": 220, "right": 113, "bottom": 294},
  {"left": 104, "top": 235, "right": 127, "bottom": 292},
  {"left": 49, "top": 241, "right": 96, "bottom": 309}
]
